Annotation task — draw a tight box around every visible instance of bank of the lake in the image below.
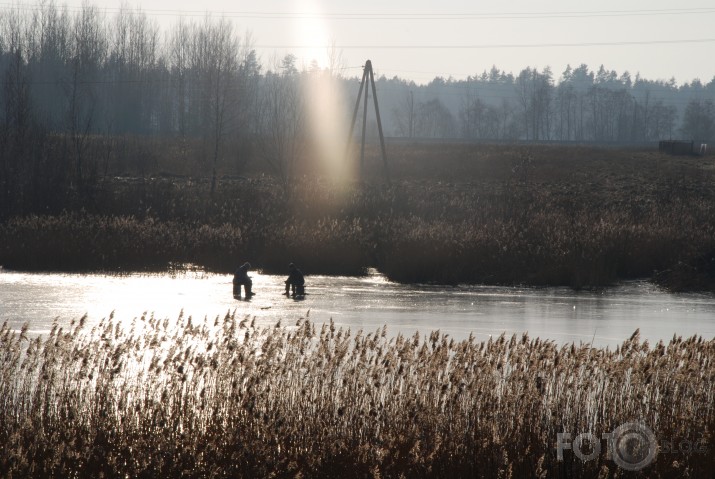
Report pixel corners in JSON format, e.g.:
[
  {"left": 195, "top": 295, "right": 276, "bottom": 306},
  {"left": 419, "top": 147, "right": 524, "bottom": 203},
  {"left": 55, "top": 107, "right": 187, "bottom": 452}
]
[{"left": 1, "top": 144, "right": 714, "bottom": 290}]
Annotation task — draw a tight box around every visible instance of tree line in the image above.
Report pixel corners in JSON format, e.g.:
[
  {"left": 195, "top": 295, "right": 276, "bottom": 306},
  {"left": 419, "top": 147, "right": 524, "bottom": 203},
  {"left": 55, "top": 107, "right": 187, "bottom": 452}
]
[
  {"left": 387, "top": 65, "right": 715, "bottom": 144},
  {"left": 1, "top": 3, "right": 715, "bottom": 217}
]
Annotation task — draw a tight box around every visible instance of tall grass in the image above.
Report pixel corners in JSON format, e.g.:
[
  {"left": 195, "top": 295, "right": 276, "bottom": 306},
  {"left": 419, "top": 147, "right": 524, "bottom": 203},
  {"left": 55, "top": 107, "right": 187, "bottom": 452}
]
[
  {"left": 1, "top": 144, "right": 715, "bottom": 288},
  {"left": 0, "top": 316, "right": 712, "bottom": 477}
]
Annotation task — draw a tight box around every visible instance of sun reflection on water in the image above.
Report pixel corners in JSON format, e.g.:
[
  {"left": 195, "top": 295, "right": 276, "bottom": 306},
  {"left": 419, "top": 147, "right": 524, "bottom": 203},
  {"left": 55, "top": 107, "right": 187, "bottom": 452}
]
[{"left": 3, "top": 269, "right": 715, "bottom": 349}]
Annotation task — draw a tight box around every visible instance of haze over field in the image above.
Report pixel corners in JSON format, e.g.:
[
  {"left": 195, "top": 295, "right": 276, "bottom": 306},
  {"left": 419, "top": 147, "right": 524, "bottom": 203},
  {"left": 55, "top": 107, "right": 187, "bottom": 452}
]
[
  {"left": 2, "top": 0, "right": 715, "bottom": 290},
  {"left": 28, "top": 0, "right": 715, "bottom": 85}
]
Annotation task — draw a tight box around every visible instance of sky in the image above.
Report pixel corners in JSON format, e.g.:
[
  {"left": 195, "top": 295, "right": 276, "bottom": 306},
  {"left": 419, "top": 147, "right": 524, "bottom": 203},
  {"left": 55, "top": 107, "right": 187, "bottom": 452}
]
[{"left": 17, "top": 0, "right": 715, "bottom": 85}]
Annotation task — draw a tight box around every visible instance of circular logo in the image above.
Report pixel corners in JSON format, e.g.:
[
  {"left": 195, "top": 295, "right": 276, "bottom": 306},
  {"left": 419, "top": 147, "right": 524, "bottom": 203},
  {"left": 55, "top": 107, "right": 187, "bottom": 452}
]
[{"left": 611, "top": 422, "right": 658, "bottom": 471}]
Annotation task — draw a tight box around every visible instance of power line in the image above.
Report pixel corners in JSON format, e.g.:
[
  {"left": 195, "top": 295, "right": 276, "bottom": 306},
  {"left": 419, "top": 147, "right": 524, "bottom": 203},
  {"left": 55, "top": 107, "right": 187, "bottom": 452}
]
[
  {"left": 1, "top": 3, "right": 715, "bottom": 20},
  {"left": 253, "top": 38, "right": 715, "bottom": 50}
]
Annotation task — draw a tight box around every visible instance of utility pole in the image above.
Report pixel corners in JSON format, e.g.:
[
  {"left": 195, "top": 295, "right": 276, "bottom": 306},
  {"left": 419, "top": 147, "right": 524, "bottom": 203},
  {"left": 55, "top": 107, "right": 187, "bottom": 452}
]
[
  {"left": 409, "top": 90, "right": 414, "bottom": 139},
  {"left": 345, "top": 60, "right": 390, "bottom": 183}
]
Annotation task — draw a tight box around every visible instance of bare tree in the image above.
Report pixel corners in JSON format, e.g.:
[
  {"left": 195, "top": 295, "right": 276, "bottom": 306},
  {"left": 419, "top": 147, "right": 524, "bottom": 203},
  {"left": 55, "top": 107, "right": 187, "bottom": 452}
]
[
  {"left": 460, "top": 90, "right": 491, "bottom": 140},
  {"left": 231, "top": 43, "right": 261, "bottom": 173},
  {"left": 649, "top": 101, "right": 677, "bottom": 140},
  {"left": 681, "top": 99, "right": 715, "bottom": 141},
  {"left": 392, "top": 89, "right": 414, "bottom": 138},
  {"left": 167, "top": 18, "right": 190, "bottom": 136},
  {"left": 413, "top": 98, "right": 455, "bottom": 138},
  {"left": 515, "top": 67, "right": 554, "bottom": 140},
  {"left": 325, "top": 40, "right": 346, "bottom": 77},
  {"left": 108, "top": 6, "right": 159, "bottom": 134},
  {"left": 184, "top": 17, "right": 241, "bottom": 190},
  {"left": 26, "top": 1, "right": 70, "bottom": 129},
  {"left": 205, "top": 19, "right": 239, "bottom": 193},
  {"left": 255, "top": 55, "right": 305, "bottom": 185},
  {"left": 65, "top": 4, "right": 106, "bottom": 195},
  {"left": 558, "top": 64, "right": 593, "bottom": 141},
  {"left": 0, "top": 7, "right": 33, "bottom": 216}
]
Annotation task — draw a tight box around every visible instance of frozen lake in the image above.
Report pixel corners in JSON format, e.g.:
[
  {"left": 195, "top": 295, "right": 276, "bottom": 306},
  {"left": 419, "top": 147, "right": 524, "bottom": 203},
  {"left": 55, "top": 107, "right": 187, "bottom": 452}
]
[{"left": 1, "top": 269, "right": 714, "bottom": 348}]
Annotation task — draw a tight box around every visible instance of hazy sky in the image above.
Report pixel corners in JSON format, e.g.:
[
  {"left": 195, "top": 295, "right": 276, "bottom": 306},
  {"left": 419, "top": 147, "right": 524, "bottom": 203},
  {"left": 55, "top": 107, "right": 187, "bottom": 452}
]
[{"left": 35, "top": 0, "right": 715, "bottom": 84}]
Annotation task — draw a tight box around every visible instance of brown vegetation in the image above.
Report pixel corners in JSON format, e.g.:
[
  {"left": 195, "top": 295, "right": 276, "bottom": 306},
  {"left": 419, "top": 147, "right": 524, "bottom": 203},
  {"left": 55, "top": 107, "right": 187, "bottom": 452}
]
[
  {"left": 0, "top": 315, "right": 712, "bottom": 477},
  {"left": 1, "top": 143, "right": 715, "bottom": 289}
]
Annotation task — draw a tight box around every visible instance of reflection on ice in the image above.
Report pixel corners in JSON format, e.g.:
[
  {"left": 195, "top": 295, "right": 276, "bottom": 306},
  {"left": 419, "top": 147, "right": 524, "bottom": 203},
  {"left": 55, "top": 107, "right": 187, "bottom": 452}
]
[{"left": 1, "top": 268, "right": 714, "bottom": 348}]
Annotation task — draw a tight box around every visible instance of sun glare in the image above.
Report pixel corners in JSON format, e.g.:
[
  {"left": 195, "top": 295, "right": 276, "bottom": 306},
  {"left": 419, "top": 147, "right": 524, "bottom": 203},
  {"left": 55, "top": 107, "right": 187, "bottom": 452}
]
[
  {"left": 294, "top": 0, "right": 329, "bottom": 69},
  {"left": 305, "top": 73, "right": 351, "bottom": 184},
  {"left": 291, "top": 1, "right": 353, "bottom": 185}
]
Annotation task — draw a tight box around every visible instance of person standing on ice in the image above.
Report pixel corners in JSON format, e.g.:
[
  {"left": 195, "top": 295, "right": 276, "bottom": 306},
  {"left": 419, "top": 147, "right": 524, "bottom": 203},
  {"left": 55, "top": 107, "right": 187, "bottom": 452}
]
[
  {"left": 284, "top": 263, "right": 305, "bottom": 297},
  {"left": 233, "top": 262, "right": 253, "bottom": 298}
]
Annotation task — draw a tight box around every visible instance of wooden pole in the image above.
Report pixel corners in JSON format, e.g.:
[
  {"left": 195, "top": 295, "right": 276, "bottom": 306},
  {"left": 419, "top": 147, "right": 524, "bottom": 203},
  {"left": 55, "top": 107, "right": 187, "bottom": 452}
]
[
  {"left": 344, "top": 67, "right": 367, "bottom": 162},
  {"left": 343, "top": 60, "right": 390, "bottom": 183},
  {"left": 360, "top": 66, "right": 370, "bottom": 173},
  {"left": 368, "top": 61, "right": 390, "bottom": 184}
]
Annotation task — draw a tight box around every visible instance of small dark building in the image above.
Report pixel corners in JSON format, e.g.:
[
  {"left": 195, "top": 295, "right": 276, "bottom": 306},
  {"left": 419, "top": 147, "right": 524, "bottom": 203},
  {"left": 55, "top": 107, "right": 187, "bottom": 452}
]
[{"left": 658, "top": 140, "right": 706, "bottom": 156}]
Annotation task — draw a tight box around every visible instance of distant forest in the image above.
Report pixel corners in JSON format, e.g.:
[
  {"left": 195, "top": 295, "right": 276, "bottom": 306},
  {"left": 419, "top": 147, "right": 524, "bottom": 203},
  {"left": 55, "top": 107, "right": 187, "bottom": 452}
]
[{"left": 2, "top": 3, "right": 715, "bottom": 215}]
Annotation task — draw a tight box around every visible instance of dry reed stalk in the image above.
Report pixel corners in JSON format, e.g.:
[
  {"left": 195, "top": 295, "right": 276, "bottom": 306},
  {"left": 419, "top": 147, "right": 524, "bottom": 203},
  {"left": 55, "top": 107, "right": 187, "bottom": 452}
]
[{"left": 0, "top": 317, "right": 712, "bottom": 477}]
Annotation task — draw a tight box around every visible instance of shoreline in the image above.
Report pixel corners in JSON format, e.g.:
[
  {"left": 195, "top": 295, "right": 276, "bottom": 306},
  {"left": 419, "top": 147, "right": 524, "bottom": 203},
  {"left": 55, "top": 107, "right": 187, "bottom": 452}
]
[
  {"left": 2, "top": 260, "right": 714, "bottom": 296},
  {"left": 2, "top": 145, "right": 714, "bottom": 292},
  {"left": 2, "top": 259, "right": 714, "bottom": 294}
]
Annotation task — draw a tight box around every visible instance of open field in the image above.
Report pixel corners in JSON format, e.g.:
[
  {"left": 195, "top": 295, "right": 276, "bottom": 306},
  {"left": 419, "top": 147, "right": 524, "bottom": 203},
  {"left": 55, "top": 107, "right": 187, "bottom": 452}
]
[
  {"left": 1, "top": 142, "right": 715, "bottom": 289},
  {"left": 0, "top": 315, "right": 713, "bottom": 477}
]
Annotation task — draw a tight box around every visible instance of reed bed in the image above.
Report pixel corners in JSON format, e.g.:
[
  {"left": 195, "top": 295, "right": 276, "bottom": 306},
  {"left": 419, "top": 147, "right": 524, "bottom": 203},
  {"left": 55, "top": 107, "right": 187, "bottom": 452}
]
[
  {"left": 1, "top": 315, "right": 713, "bottom": 477},
  {"left": 1, "top": 179, "right": 713, "bottom": 288},
  {"left": 2, "top": 144, "right": 715, "bottom": 288}
]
